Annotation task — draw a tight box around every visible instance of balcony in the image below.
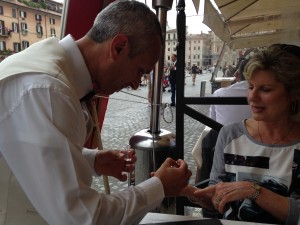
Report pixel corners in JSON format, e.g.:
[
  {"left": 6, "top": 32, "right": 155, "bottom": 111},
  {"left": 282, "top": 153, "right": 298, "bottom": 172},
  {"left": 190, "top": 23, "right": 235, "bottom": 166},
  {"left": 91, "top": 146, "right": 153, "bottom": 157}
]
[
  {"left": 37, "top": 32, "right": 43, "bottom": 38},
  {"left": 21, "top": 29, "right": 28, "bottom": 36},
  {"left": 0, "top": 49, "right": 14, "bottom": 56},
  {"left": 0, "top": 28, "right": 12, "bottom": 37}
]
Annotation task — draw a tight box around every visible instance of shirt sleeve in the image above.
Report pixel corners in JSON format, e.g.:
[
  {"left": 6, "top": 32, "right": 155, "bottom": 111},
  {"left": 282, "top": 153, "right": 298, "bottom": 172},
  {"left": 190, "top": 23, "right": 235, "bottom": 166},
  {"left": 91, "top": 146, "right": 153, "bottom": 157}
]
[
  {"left": 209, "top": 105, "right": 217, "bottom": 121},
  {"left": 209, "top": 126, "right": 227, "bottom": 185},
  {"left": 287, "top": 197, "right": 300, "bottom": 225},
  {"left": 82, "top": 147, "right": 99, "bottom": 175},
  {"left": 0, "top": 77, "right": 164, "bottom": 225}
]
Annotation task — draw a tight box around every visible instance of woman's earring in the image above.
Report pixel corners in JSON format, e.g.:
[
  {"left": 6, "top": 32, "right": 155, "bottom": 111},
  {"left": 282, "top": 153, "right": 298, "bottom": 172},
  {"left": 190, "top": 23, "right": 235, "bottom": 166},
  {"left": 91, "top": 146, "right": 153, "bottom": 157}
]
[{"left": 291, "top": 101, "right": 299, "bottom": 115}]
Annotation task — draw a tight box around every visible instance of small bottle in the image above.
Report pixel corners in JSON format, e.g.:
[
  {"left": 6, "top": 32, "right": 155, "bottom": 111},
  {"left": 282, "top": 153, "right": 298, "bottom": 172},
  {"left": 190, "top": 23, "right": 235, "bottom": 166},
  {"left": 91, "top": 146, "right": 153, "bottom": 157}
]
[{"left": 125, "top": 145, "right": 135, "bottom": 186}]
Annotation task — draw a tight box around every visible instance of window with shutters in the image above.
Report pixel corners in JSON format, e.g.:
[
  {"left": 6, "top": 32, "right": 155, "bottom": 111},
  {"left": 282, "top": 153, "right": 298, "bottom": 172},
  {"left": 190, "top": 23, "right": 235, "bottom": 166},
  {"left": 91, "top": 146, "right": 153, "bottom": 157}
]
[
  {"left": 49, "top": 18, "right": 55, "bottom": 25},
  {"left": 13, "top": 42, "right": 21, "bottom": 52},
  {"left": 0, "top": 41, "right": 6, "bottom": 51},
  {"left": 35, "top": 14, "right": 42, "bottom": 22},
  {"left": 21, "top": 23, "right": 28, "bottom": 35},
  {"left": 12, "top": 22, "right": 19, "bottom": 33},
  {"left": 20, "top": 10, "right": 27, "bottom": 19},
  {"left": 12, "top": 8, "right": 16, "bottom": 18},
  {"left": 22, "top": 40, "right": 29, "bottom": 49},
  {"left": 36, "top": 25, "right": 43, "bottom": 37}
]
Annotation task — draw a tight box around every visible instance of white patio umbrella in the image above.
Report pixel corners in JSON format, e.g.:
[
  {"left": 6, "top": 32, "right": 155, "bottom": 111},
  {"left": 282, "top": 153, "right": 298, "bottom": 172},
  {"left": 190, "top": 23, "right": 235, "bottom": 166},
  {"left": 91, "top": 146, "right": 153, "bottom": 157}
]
[{"left": 203, "top": 0, "right": 300, "bottom": 48}]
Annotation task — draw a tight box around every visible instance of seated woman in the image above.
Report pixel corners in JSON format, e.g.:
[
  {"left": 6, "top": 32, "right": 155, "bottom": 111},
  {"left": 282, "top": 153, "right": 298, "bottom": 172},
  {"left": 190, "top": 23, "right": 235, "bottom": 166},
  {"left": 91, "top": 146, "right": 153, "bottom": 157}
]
[{"left": 184, "top": 44, "right": 300, "bottom": 225}]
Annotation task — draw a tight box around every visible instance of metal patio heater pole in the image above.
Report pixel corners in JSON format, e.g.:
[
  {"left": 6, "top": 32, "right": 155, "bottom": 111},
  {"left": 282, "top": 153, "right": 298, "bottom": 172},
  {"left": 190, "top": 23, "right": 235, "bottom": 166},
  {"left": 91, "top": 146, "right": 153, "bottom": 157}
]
[{"left": 129, "top": 0, "right": 176, "bottom": 214}]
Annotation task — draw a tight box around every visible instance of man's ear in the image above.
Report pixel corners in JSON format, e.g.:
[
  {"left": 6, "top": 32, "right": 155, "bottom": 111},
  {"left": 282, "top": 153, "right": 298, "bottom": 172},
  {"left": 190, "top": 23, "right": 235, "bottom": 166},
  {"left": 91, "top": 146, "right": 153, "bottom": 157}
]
[{"left": 110, "top": 34, "right": 129, "bottom": 59}]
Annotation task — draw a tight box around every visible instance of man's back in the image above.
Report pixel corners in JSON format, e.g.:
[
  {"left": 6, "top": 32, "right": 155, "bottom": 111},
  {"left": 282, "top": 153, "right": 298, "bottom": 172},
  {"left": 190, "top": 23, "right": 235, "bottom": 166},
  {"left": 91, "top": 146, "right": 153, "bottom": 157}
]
[{"left": 209, "top": 81, "right": 251, "bottom": 125}]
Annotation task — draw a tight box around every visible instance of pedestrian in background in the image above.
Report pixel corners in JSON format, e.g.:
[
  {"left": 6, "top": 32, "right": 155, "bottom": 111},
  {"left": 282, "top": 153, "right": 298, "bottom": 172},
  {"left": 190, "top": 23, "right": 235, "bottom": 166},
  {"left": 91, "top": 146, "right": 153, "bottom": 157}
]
[
  {"left": 0, "top": 1, "right": 192, "bottom": 225},
  {"left": 191, "top": 64, "right": 198, "bottom": 85},
  {"left": 169, "top": 53, "right": 177, "bottom": 106}
]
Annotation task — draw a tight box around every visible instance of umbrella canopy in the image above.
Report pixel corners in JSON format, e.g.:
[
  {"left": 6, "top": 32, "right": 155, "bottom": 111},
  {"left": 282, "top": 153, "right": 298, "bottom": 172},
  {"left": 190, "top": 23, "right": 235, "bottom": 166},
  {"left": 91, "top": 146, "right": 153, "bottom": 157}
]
[{"left": 203, "top": 0, "right": 300, "bottom": 48}]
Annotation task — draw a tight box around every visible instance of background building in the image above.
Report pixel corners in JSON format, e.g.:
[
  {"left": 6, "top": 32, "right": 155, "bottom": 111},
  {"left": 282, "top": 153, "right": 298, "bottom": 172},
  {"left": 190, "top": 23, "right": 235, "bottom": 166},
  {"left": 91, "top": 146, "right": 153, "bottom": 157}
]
[
  {"left": 0, "top": 0, "right": 62, "bottom": 60},
  {"left": 185, "top": 32, "right": 211, "bottom": 69},
  {"left": 165, "top": 27, "right": 241, "bottom": 73}
]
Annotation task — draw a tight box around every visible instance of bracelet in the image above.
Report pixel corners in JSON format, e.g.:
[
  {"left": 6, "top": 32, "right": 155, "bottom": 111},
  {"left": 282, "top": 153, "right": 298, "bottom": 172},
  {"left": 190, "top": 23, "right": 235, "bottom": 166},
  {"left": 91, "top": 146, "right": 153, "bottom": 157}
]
[
  {"left": 251, "top": 183, "right": 261, "bottom": 202},
  {"left": 187, "top": 196, "right": 203, "bottom": 205}
]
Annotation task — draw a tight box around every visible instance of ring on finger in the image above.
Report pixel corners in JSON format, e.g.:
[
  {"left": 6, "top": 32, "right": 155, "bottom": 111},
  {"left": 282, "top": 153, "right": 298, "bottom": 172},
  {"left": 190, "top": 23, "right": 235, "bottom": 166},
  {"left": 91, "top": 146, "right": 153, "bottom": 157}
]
[{"left": 215, "top": 196, "right": 222, "bottom": 204}]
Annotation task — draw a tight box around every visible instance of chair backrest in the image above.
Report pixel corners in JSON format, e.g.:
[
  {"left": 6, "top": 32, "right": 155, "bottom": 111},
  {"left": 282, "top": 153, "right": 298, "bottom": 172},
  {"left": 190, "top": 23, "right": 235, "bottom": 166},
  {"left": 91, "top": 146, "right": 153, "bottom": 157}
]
[
  {"left": 197, "top": 129, "right": 219, "bottom": 183},
  {"left": 194, "top": 129, "right": 222, "bottom": 219}
]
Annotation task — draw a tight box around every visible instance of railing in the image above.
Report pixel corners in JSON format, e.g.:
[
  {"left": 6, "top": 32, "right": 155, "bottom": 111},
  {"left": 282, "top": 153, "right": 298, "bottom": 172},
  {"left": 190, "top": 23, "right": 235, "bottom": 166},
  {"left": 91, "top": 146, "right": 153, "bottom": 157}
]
[
  {"left": 0, "top": 28, "right": 11, "bottom": 37},
  {"left": 174, "top": 0, "right": 249, "bottom": 215}
]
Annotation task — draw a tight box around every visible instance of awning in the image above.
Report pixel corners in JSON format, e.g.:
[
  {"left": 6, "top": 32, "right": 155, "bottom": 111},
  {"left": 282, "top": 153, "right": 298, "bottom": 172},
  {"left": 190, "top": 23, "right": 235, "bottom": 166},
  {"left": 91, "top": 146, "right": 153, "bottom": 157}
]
[{"left": 203, "top": 0, "right": 300, "bottom": 49}]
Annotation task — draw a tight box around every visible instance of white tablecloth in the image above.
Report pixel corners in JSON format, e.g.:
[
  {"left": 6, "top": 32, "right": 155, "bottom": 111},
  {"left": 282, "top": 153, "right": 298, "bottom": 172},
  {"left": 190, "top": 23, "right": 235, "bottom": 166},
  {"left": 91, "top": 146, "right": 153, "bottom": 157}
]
[{"left": 139, "top": 213, "right": 271, "bottom": 225}]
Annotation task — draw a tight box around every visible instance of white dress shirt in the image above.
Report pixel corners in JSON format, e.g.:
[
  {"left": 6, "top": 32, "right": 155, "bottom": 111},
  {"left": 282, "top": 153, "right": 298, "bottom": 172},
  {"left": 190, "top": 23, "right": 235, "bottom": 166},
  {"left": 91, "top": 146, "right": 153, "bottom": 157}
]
[
  {"left": 209, "top": 81, "right": 252, "bottom": 125},
  {"left": 0, "top": 35, "right": 164, "bottom": 225}
]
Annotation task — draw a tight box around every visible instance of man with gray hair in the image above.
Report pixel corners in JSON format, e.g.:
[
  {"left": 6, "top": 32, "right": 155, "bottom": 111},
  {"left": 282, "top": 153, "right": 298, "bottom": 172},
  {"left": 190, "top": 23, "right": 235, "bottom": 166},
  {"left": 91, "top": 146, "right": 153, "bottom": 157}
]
[{"left": 0, "top": 1, "right": 191, "bottom": 225}]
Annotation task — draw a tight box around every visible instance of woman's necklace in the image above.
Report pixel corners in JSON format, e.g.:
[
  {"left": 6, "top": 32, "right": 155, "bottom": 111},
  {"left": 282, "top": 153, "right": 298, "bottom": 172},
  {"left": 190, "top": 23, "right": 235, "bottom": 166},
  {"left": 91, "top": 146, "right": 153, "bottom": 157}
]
[{"left": 257, "top": 121, "right": 294, "bottom": 145}]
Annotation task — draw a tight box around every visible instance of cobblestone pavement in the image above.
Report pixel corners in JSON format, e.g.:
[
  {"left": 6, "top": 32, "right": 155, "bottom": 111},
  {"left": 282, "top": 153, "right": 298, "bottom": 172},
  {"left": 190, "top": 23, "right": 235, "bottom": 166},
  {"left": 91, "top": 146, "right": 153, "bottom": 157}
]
[{"left": 92, "top": 72, "right": 214, "bottom": 215}]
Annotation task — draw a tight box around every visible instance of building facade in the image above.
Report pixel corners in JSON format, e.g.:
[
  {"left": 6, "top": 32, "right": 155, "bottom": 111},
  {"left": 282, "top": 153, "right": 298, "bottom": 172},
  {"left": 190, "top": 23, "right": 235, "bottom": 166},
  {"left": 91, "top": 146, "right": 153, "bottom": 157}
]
[
  {"left": 165, "top": 27, "right": 241, "bottom": 73},
  {"left": 0, "top": 0, "right": 62, "bottom": 60}
]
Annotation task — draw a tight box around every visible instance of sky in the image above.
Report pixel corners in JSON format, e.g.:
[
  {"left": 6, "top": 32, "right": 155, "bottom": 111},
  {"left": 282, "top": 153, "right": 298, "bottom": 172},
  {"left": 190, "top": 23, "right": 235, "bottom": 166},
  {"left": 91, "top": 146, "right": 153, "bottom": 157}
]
[{"left": 136, "top": 0, "right": 211, "bottom": 34}]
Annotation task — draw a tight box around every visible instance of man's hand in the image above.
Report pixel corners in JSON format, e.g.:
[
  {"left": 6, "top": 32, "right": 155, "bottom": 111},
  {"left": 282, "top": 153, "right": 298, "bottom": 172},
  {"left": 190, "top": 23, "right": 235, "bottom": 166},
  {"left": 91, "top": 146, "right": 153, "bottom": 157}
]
[
  {"left": 151, "top": 158, "right": 192, "bottom": 197},
  {"left": 94, "top": 149, "right": 136, "bottom": 182}
]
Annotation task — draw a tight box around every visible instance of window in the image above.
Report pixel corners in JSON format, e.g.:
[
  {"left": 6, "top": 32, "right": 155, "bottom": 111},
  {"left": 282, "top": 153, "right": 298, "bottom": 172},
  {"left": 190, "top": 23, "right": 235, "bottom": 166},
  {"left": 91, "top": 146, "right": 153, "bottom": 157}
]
[
  {"left": 12, "top": 8, "right": 16, "bottom": 18},
  {"left": 35, "top": 14, "right": 42, "bottom": 21},
  {"left": 22, "top": 40, "right": 29, "bottom": 49},
  {"left": 19, "top": 10, "right": 27, "bottom": 19},
  {"left": 49, "top": 18, "right": 55, "bottom": 25},
  {"left": 0, "top": 6, "right": 3, "bottom": 15},
  {"left": 21, "top": 22, "right": 27, "bottom": 35},
  {"left": 50, "top": 28, "right": 56, "bottom": 37},
  {"left": 0, "top": 20, "right": 4, "bottom": 35},
  {"left": 13, "top": 42, "right": 21, "bottom": 52},
  {"left": 12, "top": 22, "right": 19, "bottom": 33},
  {"left": 36, "top": 25, "right": 43, "bottom": 37},
  {"left": 0, "top": 41, "right": 6, "bottom": 51}
]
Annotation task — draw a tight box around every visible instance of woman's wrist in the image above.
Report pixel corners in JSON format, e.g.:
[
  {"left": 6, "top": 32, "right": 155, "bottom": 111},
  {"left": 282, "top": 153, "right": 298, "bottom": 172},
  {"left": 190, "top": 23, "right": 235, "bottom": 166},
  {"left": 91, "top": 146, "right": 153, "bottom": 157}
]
[{"left": 250, "top": 182, "right": 261, "bottom": 202}]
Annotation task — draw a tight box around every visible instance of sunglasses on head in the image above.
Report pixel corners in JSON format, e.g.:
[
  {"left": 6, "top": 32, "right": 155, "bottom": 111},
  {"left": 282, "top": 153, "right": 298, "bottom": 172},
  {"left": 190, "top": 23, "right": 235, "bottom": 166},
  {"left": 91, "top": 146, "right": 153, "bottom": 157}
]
[{"left": 272, "top": 44, "right": 300, "bottom": 58}]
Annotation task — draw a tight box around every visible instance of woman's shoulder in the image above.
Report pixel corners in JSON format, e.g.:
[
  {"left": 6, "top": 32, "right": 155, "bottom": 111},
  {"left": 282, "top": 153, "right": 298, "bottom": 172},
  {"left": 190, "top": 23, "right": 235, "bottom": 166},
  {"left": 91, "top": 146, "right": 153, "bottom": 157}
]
[
  {"left": 221, "top": 120, "right": 245, "bottom": 131},
  {"left": 219, "top": 120, "right": 246, "bottom": 139}
]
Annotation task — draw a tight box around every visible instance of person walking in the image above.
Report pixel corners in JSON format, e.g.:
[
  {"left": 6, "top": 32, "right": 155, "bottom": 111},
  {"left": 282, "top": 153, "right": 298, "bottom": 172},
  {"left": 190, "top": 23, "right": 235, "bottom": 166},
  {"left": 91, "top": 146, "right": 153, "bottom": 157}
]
[
  {"left": 0, "top": 1, "right": 192, "bottom": 225},
  {"left": 191, "top": 64, "right": 198, "bottom": 85},
  {"left": 169, "top": 54, "right": 177, "bottom": 106}
]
